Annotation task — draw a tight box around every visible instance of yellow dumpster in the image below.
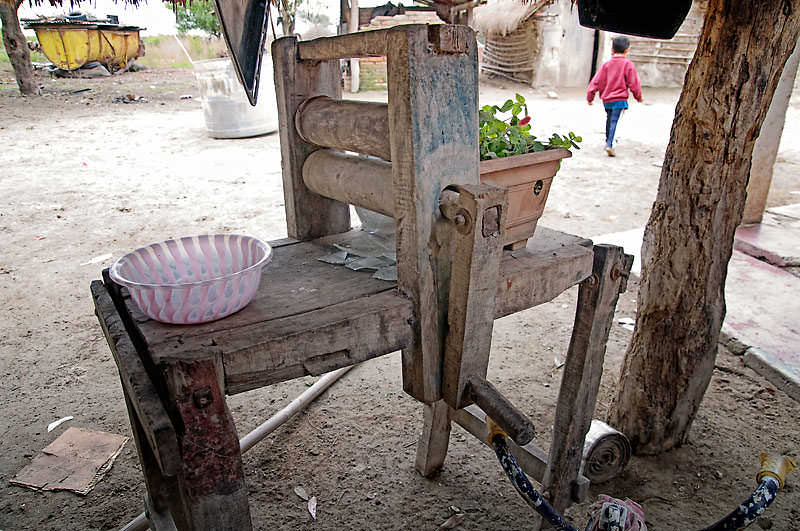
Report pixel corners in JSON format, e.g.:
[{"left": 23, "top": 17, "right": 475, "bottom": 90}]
[{"left": 23, "top": 16, "right": 144, "bottom": 72}]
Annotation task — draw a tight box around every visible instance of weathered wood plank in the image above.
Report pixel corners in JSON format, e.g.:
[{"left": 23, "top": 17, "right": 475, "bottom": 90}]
[
  {"left": 219, "top": 290, "right": 414, "bottom": 394},
  {"left": 121, "top": 236, "right": 398, "bottom": 354},
  {"left": 162, "top": 358, "right": 252, "bottom": 531},
  {"left": 272, "top": 36, "right": 350, "bottom": 240},
  {"left": 298, "top": 28, "right": 391, "bottom": 60},
  {"left": 541, "top": 245, "right": 631, "bottom": 514},
  {"left": 296, "top": 97, "right": 391, "bottom": 161},
  {"left": 495, "top": 244, "right": 594, "bottom": 319},
  {"left": 441, "top": 184, "right": 507, "bottom": 409},
  {"left": 414, "top": 400, "right": 451, "bottom": 477},
  {"left": 387, "top": 24, "right": 479, "bottom": 403},
  {"left": 91, "top": 280, "right": 180, "bottom": 477}
]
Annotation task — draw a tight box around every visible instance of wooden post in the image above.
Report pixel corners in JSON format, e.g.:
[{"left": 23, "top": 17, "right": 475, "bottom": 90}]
[
  {"left": 540, "top": 245, "right": 632, "bottom": 518},
  {"left": 743, "top": 38, "right": 800, "bottom": 224},
  {"left": 164, "top": 358, "right": 252, "bottom": 531},
  {"left": 349, "top": 0, "right": 360, "bottom": 92},
  {"left": 385, "top": 24, "right": 479, "bottom": 474},
  {"left": 272, "top": 37, "right": 351, "bottom": 240},
  {"left": 440, "top": 184, "right": 507, "bottom": 410}
]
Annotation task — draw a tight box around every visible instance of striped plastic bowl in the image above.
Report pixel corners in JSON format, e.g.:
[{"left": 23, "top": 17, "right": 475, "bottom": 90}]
[{"left": 109, "top": 234, "right": 272, "bottom": 324}]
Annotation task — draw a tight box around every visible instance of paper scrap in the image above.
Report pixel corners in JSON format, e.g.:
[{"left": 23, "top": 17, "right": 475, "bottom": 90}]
[
  {"left": 81, "top": 253, "right": 112, "bottom": 266},
  {"left": 372, "top": 265, "right": 397, "bottom": 282},
  {"left": 317, "top": 251, "right": 348, "bottom": 265},
  {"left": 294, "top": 485, "right": 309, "bottom": 501},
  {"left": 308, "top": 496, "right": 317, "bottom": 520},
  {"left": 11, "top": 427, "right": 128, "bottom": 495},
  {"left": 47, "top": 416, "right": 74, "bottom": 433},
  {"left": 346, "top": 256, "right": 392, "bottom": 271}
]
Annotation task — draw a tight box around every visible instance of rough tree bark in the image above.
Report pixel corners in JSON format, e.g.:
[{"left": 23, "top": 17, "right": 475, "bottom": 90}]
[
  {"left": 0, "top": 0, "right": 39, "bottom": 95},
  {"left": 610, "top": 0, "right": 800, "bottom": 455}
]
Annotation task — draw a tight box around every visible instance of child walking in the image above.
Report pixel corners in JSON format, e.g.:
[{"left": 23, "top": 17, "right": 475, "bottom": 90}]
[{"left": 587, "top": 36, "right": 643, "bottom": 157}]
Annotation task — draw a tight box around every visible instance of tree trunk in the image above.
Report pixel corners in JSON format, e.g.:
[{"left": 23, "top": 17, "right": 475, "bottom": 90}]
[
  {"left": 609, "top": 0, "right": 800, "bottom": 455},
  {"left": 0, "top": 0, "right": 38, "bottom": 96}
]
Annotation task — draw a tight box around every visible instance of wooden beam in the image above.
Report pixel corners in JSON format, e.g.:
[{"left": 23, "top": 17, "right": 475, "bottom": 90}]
[
  {"left": 387, "top": 23, "right": 479, "bottom": 404},
  {"left": 541, "top": 245, "right": 632, "bottom": 514},
  {"left": 441, "top": 184, "right": 507, "bottom": 409},
  {"left": 91, "top": 280, "right": 180, "bottom": 477},
  {"left": 296, "top": 97, "right": 391, "bottom": 160},
  {"left": 272, "top": 36, "right": 351, "bottom": 240},
  {"left": 302, "top": 149, "right": 394, "bottom": 217}
]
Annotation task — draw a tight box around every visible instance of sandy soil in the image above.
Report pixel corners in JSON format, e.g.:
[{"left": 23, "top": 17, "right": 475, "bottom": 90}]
[{"left": 1, "top": 65, "right": 799, "bottom": 531}]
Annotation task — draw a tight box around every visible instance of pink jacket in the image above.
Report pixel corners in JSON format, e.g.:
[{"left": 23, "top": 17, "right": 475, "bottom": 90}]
[{"left": 587, "top": 56, "right": 642, "bottom": 104}]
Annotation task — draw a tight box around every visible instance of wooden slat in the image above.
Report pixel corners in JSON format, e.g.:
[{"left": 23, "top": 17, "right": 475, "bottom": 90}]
[
  {"left": 123, "top": 235, "right": 398, "bottom": 355},
  {"left": 298, "top": 28, "right": 392, "bottom": 60},
  {"left": 220, "top": 290, "right": 414, "bottom": 394},
  {"left": 91, "top": 280, "right": 180, "bottom": 477},
  {"left": 495, "top": 244, "right": 594, "bottom": 319},
  {"left": 442, "top": 184, "right": 507, "bottom": 409},
  {"left": 541, "top": 245, "right": 632, "bottom": 514},
  {"left": 272, "top": 36, "right": 351, "bottom": 240},
  {"left": 388, "top": 23, "right": 480, "bottom": 404},
  {"left": 452, "top": 405, "right": 548, "bottom": 482}
]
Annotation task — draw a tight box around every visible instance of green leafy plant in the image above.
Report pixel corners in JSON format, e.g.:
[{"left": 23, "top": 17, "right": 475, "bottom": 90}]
[
  {"left": 174, "top": 0, "right": 221, "bottom": 37},
  {"left": 479, "top": 93, "right": 581, "bottom": 160}
]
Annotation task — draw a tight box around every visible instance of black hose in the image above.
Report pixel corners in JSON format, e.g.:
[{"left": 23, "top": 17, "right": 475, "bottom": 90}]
[
  {"left": 491, "top": 433, "right": 579, "bottom": 531},
  {"left": 700, "top": 477, "right": 781, "bottom": 531}
]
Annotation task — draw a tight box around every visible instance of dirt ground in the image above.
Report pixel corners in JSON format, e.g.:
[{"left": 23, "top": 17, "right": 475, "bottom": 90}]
[{"left": 1, "top": 64, "right": 799, "bottom": 531}]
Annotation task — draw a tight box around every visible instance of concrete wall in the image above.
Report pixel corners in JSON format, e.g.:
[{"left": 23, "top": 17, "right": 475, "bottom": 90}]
[{"left": 533, "top": 0, "right": 598, "bottom": 88}]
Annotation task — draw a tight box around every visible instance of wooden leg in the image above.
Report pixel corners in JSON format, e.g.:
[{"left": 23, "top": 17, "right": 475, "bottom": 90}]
[
  {"left": 541, "top": 245, "right": 633, "bottom": 519},
  {"left": 415, "top": 400, "right": 452, "bottom": 477},
  {"left": 164, "top": 359, "right": 252, "bottom": 531},
  {"left": 122, "top": 391, "right": 186, "bottom": 531}
]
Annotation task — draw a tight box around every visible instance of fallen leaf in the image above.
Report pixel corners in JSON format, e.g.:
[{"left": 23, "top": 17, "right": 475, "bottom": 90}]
[
  {"left": 437, "top": 512, "right": 466, "bottom": 530},
  {"left": 294, "top": 486, "right": 309, "bottom": 501},
  {"left": 308, "top": 496, "right": 317, "bottom": 520},
  {"left": 47, "top": 416, "right": 74, "bottom": 432}
]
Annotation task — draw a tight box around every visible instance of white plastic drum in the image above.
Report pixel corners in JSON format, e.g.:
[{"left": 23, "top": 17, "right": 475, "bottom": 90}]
[{"left": 193, "top": 55, "right": 278, "bottom": 139}]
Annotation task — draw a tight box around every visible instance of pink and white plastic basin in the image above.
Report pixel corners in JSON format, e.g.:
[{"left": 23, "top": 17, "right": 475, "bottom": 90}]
[{"left": 109, "top": 234, "right": 272, "bottom": 325}]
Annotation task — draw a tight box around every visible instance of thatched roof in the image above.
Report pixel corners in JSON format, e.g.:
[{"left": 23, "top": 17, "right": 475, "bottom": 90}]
[{"left": 473, "top": 0, "right": 553, "bottom": 36}]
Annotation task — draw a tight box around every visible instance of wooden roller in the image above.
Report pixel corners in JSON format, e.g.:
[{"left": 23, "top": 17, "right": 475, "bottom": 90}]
[
  {"left": 296, "top": 96, "right": 391, "bottom": 161},
  {"left": 302, "top": 149, "right": 394, "bottom": 216}
]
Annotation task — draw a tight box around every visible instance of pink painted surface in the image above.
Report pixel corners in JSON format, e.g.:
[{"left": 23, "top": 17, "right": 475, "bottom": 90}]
[
  {"left": 735, "top": 220, "right": 800, "bottom": 267},
  {"left": 724, "top": 250, "right": 800, "bottom": 384},
  {"left": 110, "top": 234, "right": 272, "bottom": 324}
]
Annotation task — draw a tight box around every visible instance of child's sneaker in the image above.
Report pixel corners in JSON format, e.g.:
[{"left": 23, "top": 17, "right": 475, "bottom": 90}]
[{"left": 605, "top": 146, "right": 616, "bottom": 157}]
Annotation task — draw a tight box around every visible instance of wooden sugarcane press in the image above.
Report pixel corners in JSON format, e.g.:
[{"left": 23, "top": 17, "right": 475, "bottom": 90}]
[{"left": 91, "top": 24, "right": 633, "bottom": 530}]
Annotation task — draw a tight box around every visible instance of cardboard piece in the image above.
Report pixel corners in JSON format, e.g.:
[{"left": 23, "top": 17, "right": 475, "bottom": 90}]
[{"left": 11, "top": 427, "right": 128, "bottom": 495}]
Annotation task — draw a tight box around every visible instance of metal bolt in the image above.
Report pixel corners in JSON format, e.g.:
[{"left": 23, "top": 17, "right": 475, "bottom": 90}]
[{"left": 193, "top": 386, "right": 214, "bottom": 409}]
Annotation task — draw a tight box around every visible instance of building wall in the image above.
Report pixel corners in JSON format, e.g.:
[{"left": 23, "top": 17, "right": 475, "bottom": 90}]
[
  {"left": 534, "top": 0, "right": 598, "bottom": 88},
  {"left": 534, "top": 0, "right": 707, "bottom": 89}
]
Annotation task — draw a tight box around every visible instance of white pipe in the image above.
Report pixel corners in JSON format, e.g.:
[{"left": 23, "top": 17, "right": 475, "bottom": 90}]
[
  {"left": 173, "top": 35, "right": 194, "bottom": 66},
  {"left": 120, "top": 365, "right": 355, "bottom": 531}
]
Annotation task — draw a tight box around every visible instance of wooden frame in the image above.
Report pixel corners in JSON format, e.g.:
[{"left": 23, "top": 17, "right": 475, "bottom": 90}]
[{"left": 92, "top": 24, "right": 633, "bottom": 531}]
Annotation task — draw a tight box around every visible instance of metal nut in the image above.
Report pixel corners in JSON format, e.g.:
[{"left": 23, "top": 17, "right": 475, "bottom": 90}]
[{"left": 193, "top": 387, "right": 214, "bottom": 409}]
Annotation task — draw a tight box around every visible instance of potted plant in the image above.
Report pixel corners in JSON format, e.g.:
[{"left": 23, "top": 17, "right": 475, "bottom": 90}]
[{"left": 479, "top": 94, "right": 581, "bottom": 249}]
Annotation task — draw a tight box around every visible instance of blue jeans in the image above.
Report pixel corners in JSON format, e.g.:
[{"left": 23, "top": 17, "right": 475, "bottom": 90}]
[{"left": 605, "top": 107, "right": 624, "bottom": 148}]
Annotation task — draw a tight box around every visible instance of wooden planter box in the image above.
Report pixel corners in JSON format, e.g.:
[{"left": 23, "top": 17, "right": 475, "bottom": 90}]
[{"left": 480, "top": 148, "right": 572, "bottom": 250}]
